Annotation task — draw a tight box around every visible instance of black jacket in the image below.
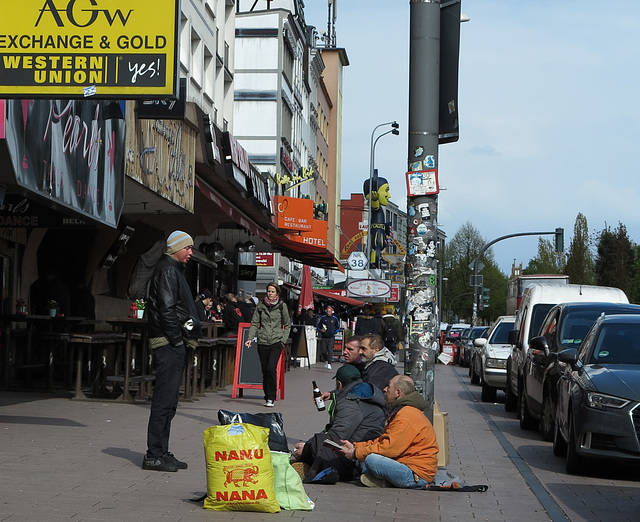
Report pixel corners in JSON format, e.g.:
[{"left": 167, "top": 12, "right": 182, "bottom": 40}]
[{"left": 147, "top": 254, "right": 202, "bottom": 347}]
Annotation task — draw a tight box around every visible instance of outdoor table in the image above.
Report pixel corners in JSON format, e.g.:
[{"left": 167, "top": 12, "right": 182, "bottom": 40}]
[
  {"left": 104, "top": 316, "right": 148, "bottom": 402},
  {"left": 1, "top": 314, "right": 87, "bottom": 389}
]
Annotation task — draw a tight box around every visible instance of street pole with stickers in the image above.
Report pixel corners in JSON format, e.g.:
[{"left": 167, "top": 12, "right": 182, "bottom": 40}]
[{"left": 404, "top": 0, "right": 462, "bottom": 422}]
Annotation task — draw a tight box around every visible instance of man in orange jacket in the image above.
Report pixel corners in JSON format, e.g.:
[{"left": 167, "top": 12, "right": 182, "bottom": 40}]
[{"left": 337, "top": 374, "right": 439, "bottom": 488}]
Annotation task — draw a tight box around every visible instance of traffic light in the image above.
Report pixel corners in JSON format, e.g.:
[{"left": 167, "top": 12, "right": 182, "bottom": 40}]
[
  {"left": 481, "top": 287, "right": 490, "bottom": 308},
  {"left": 554, "top": 227, "right": 564, "bottom": 252}
]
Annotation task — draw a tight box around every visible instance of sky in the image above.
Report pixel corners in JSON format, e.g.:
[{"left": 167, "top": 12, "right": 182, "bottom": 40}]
[{"left": 303, "top": 0, "right": 640, "bottom": 275}]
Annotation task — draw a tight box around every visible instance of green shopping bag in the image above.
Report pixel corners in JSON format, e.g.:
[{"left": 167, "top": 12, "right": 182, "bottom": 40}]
[{"left": 270, "top": 451, "right": 315, "bottom": 511}]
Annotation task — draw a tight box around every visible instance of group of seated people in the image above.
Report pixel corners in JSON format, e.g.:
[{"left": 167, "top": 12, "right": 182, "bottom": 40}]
[
  {"left": 291, "top": 333, "right": 439, "bottom": 489},
  {"left": 194, "top": 290, "right": 259, "bottom": 335}
]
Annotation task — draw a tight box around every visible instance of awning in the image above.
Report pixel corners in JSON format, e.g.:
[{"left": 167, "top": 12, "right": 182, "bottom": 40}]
[
  {"left": 282, "top": 283, "right": 364, "bottom": 307},
  {"left": 270, "top": 233, "right": 345, "bottom": 272},
  {"left": 313, "top": 289, "right": 365, "bottom": 307},
  {"left": 195, "top": 177, "right": 271, "bottom": 241}
]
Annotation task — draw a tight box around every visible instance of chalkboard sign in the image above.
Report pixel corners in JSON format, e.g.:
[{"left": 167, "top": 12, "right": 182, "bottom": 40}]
[{"left": 232, "top": 323, "right": 285, "bottom": 399}]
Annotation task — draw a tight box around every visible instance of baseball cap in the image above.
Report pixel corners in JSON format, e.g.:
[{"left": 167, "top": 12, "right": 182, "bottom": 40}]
[{"left": 333, "top": 364, "right": 361, "bottom": 384}]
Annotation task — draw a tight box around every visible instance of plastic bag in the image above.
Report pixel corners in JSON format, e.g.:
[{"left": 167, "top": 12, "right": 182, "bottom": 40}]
[
  {"left": 203, "top": 423, "right": 280, "bottom": 512},
  {"left": 270, "top": 452, "right": 315, "bottom": 510},
  {"left": 217, "top": 409, "right": 288, "bottom": 453}
]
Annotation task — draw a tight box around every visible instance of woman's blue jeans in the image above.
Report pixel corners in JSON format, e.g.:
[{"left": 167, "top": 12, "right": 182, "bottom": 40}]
[{"left": 360, "top": 453, "right": 428, "bottom": 489}]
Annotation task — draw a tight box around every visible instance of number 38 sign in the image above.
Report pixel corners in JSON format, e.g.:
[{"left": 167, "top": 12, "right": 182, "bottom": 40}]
[{"left": 347, "top": 251, "right": 368, "bottom": 271}]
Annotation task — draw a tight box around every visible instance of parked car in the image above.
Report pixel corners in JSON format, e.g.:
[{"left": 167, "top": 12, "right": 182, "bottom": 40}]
[
  {"left": 442, "top": 325, "right": 469, "bottom": 364},
  {"left": 506, "top": 284, "right": 628, "bottom": 414},
  {"left": 553, "top": 314, "right": 640, "bottom": 474},
  {"left": 471, "top": 316, "right": 515, "bottom": 401},
  {"left": 521, "top": 302, "right": 640, "bottom": 440},
  {"left": 459, "top": 326, "right": 489, "bottom": 368}
]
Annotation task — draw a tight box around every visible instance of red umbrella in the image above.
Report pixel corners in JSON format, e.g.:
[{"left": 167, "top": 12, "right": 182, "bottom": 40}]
[{"left": 298, "top": 265, "right": 315, "bottom": 314}]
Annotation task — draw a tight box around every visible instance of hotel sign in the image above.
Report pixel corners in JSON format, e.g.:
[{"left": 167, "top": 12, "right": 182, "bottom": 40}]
[{"left": 0, "top": 0, "right": 180, "bottom": 98}]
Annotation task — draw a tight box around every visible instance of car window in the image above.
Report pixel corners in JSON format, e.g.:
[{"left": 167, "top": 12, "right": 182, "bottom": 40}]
[
  {"left": 470, "top": 327, "right": 487, "bottom": 340},
  {"left": 589, "top": 324, "right": 640, "bottom": 364},
  {"left": 559, "top": 310, "right": 602, "bottom": 349},
  {"left": 489, "top": 321, "right": 514, "bottom": 344},
  {"left": 529, "top": 303, "right": 554, "bottom": 341}
]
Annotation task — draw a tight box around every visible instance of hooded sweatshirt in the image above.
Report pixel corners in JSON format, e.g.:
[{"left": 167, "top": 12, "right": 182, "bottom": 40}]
[
  {"left": 362, "top": 347, "right": 399, "bottom": 392},
  {"left": 353, "top": 390, "right": 439, "bottom": 482}
]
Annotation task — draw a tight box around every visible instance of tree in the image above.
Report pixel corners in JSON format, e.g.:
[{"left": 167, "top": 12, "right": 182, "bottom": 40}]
[
  {"left": 441, "top": 221, "right": 507, "bottom": 323},
  {"left": 523, "top": 238, "right": 565, "bottom": 275},
  {"left": 564, "top": 212, "right": 595, "bottom": 285},
  {"left": 630, "top": 245, "right": 640, "bottom": 304},
  {"left": 594, "top": 222, "right": 635, "bottom": 297}
]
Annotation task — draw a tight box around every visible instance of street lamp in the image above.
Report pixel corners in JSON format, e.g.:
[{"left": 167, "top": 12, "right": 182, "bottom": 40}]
[{"left": 367, "top": 121, "right": 399, "bottom": 271}]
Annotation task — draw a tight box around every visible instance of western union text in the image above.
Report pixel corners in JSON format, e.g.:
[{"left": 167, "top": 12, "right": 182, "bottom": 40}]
[{"left": 2, "top": 55, "right": 105, "bottom": 85}]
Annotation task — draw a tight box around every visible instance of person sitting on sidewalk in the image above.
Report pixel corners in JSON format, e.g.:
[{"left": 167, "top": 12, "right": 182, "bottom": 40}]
[
  {"left": 291, "top": 364, "right": 386, "bottom": 482},
  {"left": 337, "top": 375, "right": 439, "bottom": 489},
  {"left": 343, "top": 335, "right": 366, "bottom": 373},
  {"left": 359, "top": 334, "right": 399, "bottom": 392}
]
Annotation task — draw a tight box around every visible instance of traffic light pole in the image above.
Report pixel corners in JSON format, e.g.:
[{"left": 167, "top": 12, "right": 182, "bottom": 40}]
[
  {"left": 471, "top": 229, "right": 564, "bottom": 325},
  {"left": 405, "top": 0, "right": 440, "bottom": 423}
]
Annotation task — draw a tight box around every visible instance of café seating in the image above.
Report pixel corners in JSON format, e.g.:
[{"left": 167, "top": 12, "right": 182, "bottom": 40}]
[{"left": 68, "top": 332, "right": 126, "bottom": 400}]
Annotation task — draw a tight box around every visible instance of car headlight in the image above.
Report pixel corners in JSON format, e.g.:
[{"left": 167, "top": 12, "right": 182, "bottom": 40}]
[
  {"left": 586, "top": 392, "right": 629, "bottom": 410},
  {"left": 485, "top": 358, "right": 507, "bottom": 369}
]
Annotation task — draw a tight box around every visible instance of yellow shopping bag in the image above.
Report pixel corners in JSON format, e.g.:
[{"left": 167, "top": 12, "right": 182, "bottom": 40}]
[{"left": 203, "top": 423, "right": 280, "bottom": 513}]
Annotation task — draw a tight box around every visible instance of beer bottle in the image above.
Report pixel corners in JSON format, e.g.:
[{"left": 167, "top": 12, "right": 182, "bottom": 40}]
[{"left": 312, "top": 381, "right": 325, "bottom": 411}]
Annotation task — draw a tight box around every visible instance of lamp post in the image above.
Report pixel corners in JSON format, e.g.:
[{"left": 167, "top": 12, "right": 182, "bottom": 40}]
[{"left": 367, "top": 121, "right": 399, "bottom": 271}]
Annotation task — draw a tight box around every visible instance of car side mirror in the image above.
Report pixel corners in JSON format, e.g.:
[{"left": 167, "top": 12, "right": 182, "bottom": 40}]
[
  {"left": 530, "top": 336, "right": 549, "bottom": 362},
  {"left": 557, "top": 348, "right": 578, "bottom": 367},
  {"left": 508, "top": 329, "right": 519, "bottom": 348},
  {"left": 474, "top": 338, "right": 487, "bottom": 348}
]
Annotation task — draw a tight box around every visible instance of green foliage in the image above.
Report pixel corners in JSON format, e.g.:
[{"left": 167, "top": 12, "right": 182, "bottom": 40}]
[
  {"left": 594, "top": 223, "right": 635, "bottom": 297},
  {"left": 441, "top": 221, "right": 507, "bottom": 324},
  {"left": 564, "top": 212, "right": 595, "bottom": 284},
  {"left": 523, "top": 238, "right": 565, "bottom": 275}
]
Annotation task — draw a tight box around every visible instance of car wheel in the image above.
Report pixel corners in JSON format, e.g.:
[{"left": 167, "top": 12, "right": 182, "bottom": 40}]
[
  {"left": 504, "top": 363, "right": 517, "bottom": 412},
  {"left": 481, "top": 380, "right": 497, "bottom": 402},
  {"left": 470, "top": 358, "right": 480, "bottom": 384},
  {"left": 566, "top": 413, "right": 584, "bottom": 475},
  {"left": 552, "top": 417, "right": 567, "bottom": 457},
  {"left": 519, "top": 384, "right": 539, "bottom": 430},
  {"left": 540, "top": 392, "right": 555, "bottom": 442}
]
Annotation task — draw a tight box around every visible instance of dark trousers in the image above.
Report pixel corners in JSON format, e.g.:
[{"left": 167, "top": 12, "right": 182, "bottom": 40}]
[
  {"left": 146, "top": 343, "right": 185, "bottom": 458},
  {"left": 257, "top": 342, "right": 283, "bottom": 401},
  {"left": 318, "top": 336, "right": 335, "bottom": 363}
]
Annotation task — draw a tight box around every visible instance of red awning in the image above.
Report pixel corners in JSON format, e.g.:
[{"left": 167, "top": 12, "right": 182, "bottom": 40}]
[
  {"left": 270, "top": 233, "right": 345, "bottom": 272},
  {"left": 312, "top": 288, "right": 365, "bottom": 307},
  {"left": 194, "top": 177, "right": 271, "bottom": 241}
]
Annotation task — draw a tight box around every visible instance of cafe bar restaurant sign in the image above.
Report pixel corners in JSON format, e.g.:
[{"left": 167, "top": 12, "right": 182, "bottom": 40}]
[
  {"left": 0, "top": 0, "right": 179, "bottom": 98},
  {"left": 273, "top": 195, "right": 313, "bottom": 231}
]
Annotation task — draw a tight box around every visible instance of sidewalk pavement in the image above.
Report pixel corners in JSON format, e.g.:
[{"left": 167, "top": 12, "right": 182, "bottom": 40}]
[{"left": 0, "top": 359, "right": 554, "bottom": 522}]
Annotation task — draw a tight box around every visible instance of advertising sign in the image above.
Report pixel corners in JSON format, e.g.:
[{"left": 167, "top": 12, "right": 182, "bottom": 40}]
[
  {"left": 256, "top": 252, "right": 274, "bottom": 267},
  {"left": 347, "top": 279, "right": 391, "bottom": 299},
  {"left": 0, "top": 0, "right": 180, "bottom": 98},
  {"left": 3, "top": 98, "right": 125, "bottom": 227},
  {"left": 284, "top": 218, "right": 328, "bottom": 249},
  {"left": 273, "top": 195, "right": 313, "bottom": 231}
]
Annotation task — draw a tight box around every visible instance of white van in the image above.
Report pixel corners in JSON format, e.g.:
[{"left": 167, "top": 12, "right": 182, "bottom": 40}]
[{"left": 505, "top": 283, "right": 628, "bottom": 413}]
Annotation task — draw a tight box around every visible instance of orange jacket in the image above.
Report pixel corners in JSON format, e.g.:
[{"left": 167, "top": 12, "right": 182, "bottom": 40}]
[{"left": 353, "top": 392, "right": 439, "bottom": 482}]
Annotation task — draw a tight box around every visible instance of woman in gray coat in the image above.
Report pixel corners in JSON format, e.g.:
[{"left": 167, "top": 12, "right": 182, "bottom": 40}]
[{"left": 246, "top": 283, "right": 291, "bottom": 407}]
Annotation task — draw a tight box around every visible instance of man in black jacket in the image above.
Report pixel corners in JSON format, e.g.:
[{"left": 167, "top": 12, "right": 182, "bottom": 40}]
[
  {"left": 292, "top": 364, "right": 386, "bottom": 482},
  {"left": 360, "top": 334, "right": 399, "bottom": 393},
  {"left": 143, "top": 231, "right": 202, "bottom": 472}
]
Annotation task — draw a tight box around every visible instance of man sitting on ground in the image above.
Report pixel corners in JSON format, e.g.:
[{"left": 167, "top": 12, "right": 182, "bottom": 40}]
[
  {"left": 343, "top": 335, "right": 366, "bottom": 373},
  {"left": 337, "top": 375, "right": 439, "bottom": 489},
  {"left": 291, "top": 365, "right": 386, "bottom": 482},
  {"left": 359, "top": 334, "right": 399, "bottom": 392}
]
